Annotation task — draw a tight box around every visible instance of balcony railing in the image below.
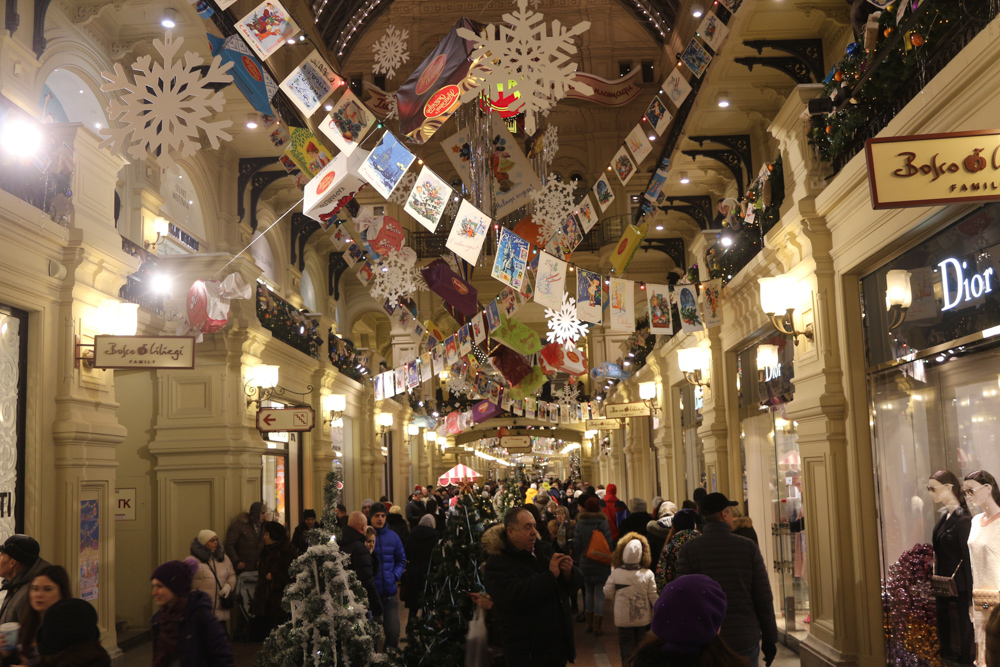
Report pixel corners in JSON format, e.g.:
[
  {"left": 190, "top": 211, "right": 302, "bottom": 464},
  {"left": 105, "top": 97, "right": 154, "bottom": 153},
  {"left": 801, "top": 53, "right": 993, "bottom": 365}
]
[
  {"left": 257, "top": 283, "right": 323, "bottom": 359},
  {"left": 0, "top": 144, "right": 74, "bottom": 221}
]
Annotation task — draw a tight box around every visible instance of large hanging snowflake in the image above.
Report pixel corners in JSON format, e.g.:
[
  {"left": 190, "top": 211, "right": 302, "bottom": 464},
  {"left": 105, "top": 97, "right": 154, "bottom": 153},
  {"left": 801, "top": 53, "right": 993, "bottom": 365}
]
[
  {"left": 457, "top": 0, "right": 593, "bottom": 135},
  {"left": 554, "top": 384, "right": 580, "bottom": 410},
  {"left": 545, "top": 292, "right": 589, "bottom": 348},
  {"left": 99, "top": 32, "right": 233, "bottom": 171},
  {"left": 447, "top": 373, "right": 477, "bottom": 399},
  {"left": 369, "top": 247, "right": 425, "bottom": 307},
  {"left": 388, "top": 170, "right": 417, "bottom": 205},
  {"left": 531, "top": 175, "right": 575, "bottom": 244},
  {"left": 371, "top": 25, "right": 410, "bottom": 79},
  {"left": 542, "top": 124, "right": 559, "bottom": 167}
]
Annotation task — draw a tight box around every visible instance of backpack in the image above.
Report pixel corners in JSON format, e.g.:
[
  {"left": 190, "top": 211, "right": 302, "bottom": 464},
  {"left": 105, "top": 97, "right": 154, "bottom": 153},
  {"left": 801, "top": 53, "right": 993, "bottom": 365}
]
[{"left": 584, "top": 529, "right": 613, "bottom": 565}]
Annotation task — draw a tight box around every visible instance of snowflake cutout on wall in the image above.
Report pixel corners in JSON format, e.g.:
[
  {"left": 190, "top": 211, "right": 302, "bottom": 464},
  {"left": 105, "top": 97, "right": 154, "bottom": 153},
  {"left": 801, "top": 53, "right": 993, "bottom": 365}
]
[
  {"left": 369, "top": 247, "right": 426, "bottom": 307},
  {"left": 388, "top": 170, "right": 417, "bottom": 205},
  {"left": 542, "top": 124, "right": 559, "bottom": 167},
  {"left": 531, "top": 175, "right": 575, "bottom": 244},
  {"left": 371, "top": 25, "right": 410, "bottom": 79},
  {"left": 545, "top": 292, "right": 589, "bottom": 348},
  {"left": 457, "top": 0, "right": 593, "bottom": 135},
  {"left": 99, "top": 32, "right": 234, "bottom": 171}
]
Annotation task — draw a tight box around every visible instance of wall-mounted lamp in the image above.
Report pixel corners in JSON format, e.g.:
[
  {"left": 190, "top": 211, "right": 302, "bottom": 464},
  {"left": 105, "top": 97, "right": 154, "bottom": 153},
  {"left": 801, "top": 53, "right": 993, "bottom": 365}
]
[
  {"left": 145, "top": 217, "right": 169, "bottom": 249},
  {"left": 75, "top": 299, "right": 140, "bottom": 368},
  {"left": 377, "top": 412, "right": 394, "bottom": 435},
  {"left": 425, "top": 430, "right": 438, "bottom": 445},
  {"left": 245, "top": 364, "right": 279, "bottom": 409},
  {"left": 407, "top": 423, "right": 420, "bottom": 436},
  {"left": 638, "top": 381, "right": 659, "bottom": 413},
  {"left": 758, "top": 274, "right": 814, "bottom": 345},
  {"left": 677, "top": 347, "right": 710, "bottom": 387},
  {"left": 884, "top": 269, "right": 912, "bottom": 330},
  {"left": 322, "top": 393, "right": 346, "bottom": 427}
]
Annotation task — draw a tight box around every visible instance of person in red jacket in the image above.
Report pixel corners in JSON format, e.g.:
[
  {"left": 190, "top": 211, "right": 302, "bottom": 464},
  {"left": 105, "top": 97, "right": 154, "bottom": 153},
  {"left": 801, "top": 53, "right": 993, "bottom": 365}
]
[{"left": 599, "top": 483, "right": 630, "bottom": 542}]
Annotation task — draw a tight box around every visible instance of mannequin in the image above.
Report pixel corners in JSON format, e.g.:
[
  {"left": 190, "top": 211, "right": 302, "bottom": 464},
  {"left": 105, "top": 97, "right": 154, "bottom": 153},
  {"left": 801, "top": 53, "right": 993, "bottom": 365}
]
[
  {"left": 964, "top": 469, "right": 1000, "bottom": 666},
  {"left": 930, "top": 470, "right": 974, "bottom": 666}
]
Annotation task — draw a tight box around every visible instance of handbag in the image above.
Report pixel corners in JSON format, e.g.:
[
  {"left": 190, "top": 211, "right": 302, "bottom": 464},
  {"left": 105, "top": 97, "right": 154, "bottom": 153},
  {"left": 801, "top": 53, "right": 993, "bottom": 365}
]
[
  {"left": 584, "top": 530, "right": 613, "bottom": 565},
  {"left": 973, "top": 589, "right": 1000, "bottom": 612},
  {"left": 210, "top": 560, "right": 235, "bottom": 610},
  {"left": 464, "top": 606, "right": 490, "bottom": 667},
  {"left": 930, "top": 560, "right": 961, "bottom": 598}
]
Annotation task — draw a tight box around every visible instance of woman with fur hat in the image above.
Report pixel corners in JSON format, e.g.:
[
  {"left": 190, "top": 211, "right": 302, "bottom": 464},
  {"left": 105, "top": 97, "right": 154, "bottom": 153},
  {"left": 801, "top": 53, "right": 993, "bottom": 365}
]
[
  {"left": 189, "top": 530, "right": 237, "bottom": 627},
  {"left": 574, "top": 496, "right": 613, "bottom": 635},
  {"left": 151, "top": 558, "right": 234, "bottom": 666},
  {"left": 604, "top": 533, "right": 660, "bottom": 666},
  {"left": 35, "top": 598, "right": 110, "bottom": 667}
]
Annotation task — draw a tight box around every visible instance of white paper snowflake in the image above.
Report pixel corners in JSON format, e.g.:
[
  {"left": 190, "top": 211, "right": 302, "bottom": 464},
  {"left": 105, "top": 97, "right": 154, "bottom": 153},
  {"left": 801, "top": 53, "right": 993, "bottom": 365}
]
[
  {"left": 545, "top": 292, "right": 589, "bottom": 348},
  {"left": 369, "top": 247, "right": 426, "bottom": 307},
  {"left": 99, "top": 32, "right": 233, "bottom": 171},
  {"left": 388, "top": 170, "right": 417, "bottom": 205},
  {"left": 531, "top": 175, "right": 575, "bottom": 244},
  {"left": 542, "top": 124, "right": 559, "bottom": 167},
  {"left": 457, "top": 0, "right": 593, "bottom": 135},
  {"left": 447, "top": 373, "right": 477, "bottom": 399},
  {"left": 554, "top": 384, "right": 580, "bottom": 409},
  {"left": 371, "top": 25, "right": 410, "bottom": 79}
]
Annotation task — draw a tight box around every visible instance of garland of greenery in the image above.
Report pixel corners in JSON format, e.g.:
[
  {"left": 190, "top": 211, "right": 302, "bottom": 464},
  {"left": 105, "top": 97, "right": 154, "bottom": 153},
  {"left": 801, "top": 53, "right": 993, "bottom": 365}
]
[{"left": 256, "top": 283, "right": 324, "bottom": 359}]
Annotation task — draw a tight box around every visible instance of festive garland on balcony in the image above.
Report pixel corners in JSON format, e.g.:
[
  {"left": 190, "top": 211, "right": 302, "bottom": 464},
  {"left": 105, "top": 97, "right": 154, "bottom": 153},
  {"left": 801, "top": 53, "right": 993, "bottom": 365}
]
[
  {"left": 329, "top": 333, "right": 367, "bottom": 383},
  {"left": 256, "top": 284, "right": 325, "bottom": 360}
]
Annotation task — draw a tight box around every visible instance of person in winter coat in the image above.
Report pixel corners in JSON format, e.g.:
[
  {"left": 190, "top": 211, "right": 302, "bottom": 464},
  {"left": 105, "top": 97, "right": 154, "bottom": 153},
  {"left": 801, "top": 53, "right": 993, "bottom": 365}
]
[
  {"left": 646, "top": 501, "right": 677, "bottom": 566},
  {"left": 224, "top": 502, "right": 265, "bottom": 573},
  {"left": 3, "top": 564, "right": 71, "bottom": 667},
  {"left": 251, "top": 522, "right": 298, "bottom": 641},
  {"left": 484, "top": 507, "right": 575, "bottom": 666},
  {"left": 548, "top": 505, "right": 576, "bottom": 557},
  {"left": 370, "top": 502, "right": 406, "bottom": 649},
  {"left": 405, "top": 488, "right": 426, "bottom": 529},
  {"left": 386, "top": 505, "right": 410, "bottom": 544},
  {"left": 0, "top": 535, "right": 50, "bottom": 626},
  {"left": 731, "top": 505, "right": 759, "bottom": 545},
  {"left": 617, "top": 498, "right": 653, "bottom": 539},
  {"left": 599, "top": 484, "right": 630, "bottom": 542},
  {"left": 35, "top": 598, "right": 110, "bottom": 667},
  {"left": 655, "top": 508, "right": 700, "bottom": 590},
  {"left": 189, "top": 530, "right": 237, "bottom": 628},
  {"left": 291, "top": 509, "right": 319, "bottom": 554},
  {"left": 151, "top": 559, "right": 234, "bottom": 667},
  {"left": 403, "top": 514, "right": 440, "bottom": 614},
  {"left": 603, "top": 533, "right": 659, "bottom": 666},
  {"left": 574, "top": 497, "right": 613, "bottom": 635},
  {"left": 525, "top": 483, "right": 538, "bottom": 505},
  {"left": 340, "top": 512, "right": 382, "bottom": 616}
]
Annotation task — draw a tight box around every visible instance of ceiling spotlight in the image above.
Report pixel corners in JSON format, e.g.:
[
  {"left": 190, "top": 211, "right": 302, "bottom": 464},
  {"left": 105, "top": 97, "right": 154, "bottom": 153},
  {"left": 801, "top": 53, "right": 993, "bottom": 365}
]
[
  {"left": 691, "top": 3, "right": 704, "bottom": 17},
  {"left": 679, "top": 171, "right": 690, "bottom": 184},
  {"left": 648, "top": 134, "right": 656, "bottom": 140},
  {"left": 160, "top": 8, "right": 177, "bottom": 28},
  {"left": 324, "top": 104, "right": 334, "bottom": 111},
  {"left": 717, "top": 92, "right": 730, "bottom": 108},
  {"left": 286, "top": 38, "right": 297, "bottom": 45},
  {"left": 246, "top": 113, "right": 259, "bottom": 129},
  {"left": 655, "top": 225, "right": 664, "bottom": 231}
]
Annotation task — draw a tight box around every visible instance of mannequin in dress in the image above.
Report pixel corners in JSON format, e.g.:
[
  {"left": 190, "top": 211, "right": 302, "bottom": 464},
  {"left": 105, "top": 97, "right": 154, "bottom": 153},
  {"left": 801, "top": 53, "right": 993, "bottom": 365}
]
[
  {"left": 930, "top": 470, "right": 974, "bottom": 666},
  {"left": 964, "top": 470, "right": 1000, "bottom": 666}
]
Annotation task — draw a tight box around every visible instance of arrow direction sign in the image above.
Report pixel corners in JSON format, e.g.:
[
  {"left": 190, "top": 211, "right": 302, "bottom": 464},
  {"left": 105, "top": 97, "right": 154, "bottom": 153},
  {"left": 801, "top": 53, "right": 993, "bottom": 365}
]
[{"left": 256, "top": 406, "right": 315, "bottom": 433}]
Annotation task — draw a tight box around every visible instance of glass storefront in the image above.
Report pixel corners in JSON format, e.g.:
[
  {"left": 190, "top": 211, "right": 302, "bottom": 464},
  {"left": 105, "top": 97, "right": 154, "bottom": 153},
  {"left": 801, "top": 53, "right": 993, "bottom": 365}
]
[
  {"left": 679, "top": 383, "right": 705, "bottom": 498},
  {"left": 261, "top": 400, "right": 301, "bottom": 528}
]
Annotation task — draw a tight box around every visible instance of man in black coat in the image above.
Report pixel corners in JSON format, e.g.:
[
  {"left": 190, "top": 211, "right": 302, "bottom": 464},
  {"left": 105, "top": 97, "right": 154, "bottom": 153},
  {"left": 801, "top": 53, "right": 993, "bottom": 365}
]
[
  {"left": 341, "top": 512, "right": 383, "bottom": 616},
  {"left": 484, "top": 506, "right": 575, "bottom": 666},
  {"left": 405, "top": 487, "right": 426, "bottom": 529},
  {"left": 616, "top": 497, "right": 653, "bottom": 538}
]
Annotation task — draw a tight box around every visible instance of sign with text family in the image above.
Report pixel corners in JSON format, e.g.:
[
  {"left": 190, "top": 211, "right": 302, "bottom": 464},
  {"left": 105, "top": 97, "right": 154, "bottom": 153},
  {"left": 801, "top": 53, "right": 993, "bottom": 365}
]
[
  {"left": 92, "top": 336, "right": 196, "bottom": 369},
  {"left": 865, "top": 130, "right": 1000, "bottom": 209},
  {"left": 603, "top": 402, "right": 651, "bottom": 419}
]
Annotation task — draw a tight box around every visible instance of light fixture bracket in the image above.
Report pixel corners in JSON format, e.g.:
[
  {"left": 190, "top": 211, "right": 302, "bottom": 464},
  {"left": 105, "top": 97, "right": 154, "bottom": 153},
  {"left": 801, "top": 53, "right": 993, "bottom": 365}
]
[{"left": 769, "top": 309, "right": 814, "bottom": 345}]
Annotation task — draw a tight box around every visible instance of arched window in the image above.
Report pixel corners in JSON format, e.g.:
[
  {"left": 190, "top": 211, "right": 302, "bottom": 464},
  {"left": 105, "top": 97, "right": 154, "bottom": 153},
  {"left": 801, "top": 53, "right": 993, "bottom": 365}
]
[
  {"left": 301, "top": 267, "right": 319, "bottom": 312},
  {"left": 40, "top": 69, "right": 108, "bottom": 130}
]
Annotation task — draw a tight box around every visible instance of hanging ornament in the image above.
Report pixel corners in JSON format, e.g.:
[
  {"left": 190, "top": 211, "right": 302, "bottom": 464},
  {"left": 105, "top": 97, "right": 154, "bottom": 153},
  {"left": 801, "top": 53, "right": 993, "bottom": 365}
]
[
  {"left": 530, "top": 175, "right": 575, "bottom": 245},
  {"left": 369, "top": 247, "right": 426, "bottom": 307},
  {"left": 554, "top": 383, "right": 580, "bottom": 410},
  {"left": 371, "top": 25, "right": 410, "bottom": 79},
  {"left": 544, "top": 292, "right": 589, "bottom": 349},
  {"left": 99, "top": 32, "right": 234, "bottom": 171},
  {"left": 909, "top": 32, "right": 925, "bottom": 46},
  {"left": 388, "top": 170, "right": 418, "bottom": 206},
  {"left": 833, "top": 71, "right": 844, "bottom": 82}
]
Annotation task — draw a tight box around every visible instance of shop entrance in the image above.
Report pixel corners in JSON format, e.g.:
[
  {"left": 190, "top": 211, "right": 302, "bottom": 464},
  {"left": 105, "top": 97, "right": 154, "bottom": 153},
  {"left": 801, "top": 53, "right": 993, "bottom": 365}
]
[
  {"left": 0, "top": 306, "right": 26, "bottom": 538},
  {"left": 261, "top": 400, "right": 302, "bottom": 529},
  {"left": 679, "top": 383, "right": 705, "bottom": 498}
]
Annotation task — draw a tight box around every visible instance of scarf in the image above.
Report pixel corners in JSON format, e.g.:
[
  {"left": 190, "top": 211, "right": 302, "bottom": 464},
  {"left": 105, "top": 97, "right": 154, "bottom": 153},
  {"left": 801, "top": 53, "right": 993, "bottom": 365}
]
[{"left": 154, "top": 595, "right": 188, "bottom": 667}]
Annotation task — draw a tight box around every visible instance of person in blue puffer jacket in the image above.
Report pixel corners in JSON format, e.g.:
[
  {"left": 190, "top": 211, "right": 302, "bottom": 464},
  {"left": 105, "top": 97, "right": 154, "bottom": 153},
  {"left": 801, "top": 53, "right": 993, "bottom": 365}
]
[{"left": 370, "top": 502, "right": 406, "bottom": 649}]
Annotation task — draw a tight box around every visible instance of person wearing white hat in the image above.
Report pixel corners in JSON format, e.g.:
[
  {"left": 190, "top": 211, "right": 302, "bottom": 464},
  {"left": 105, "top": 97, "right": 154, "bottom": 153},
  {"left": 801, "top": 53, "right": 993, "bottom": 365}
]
[{"left": 190, "top": 529, "right": 237, "bottom": 627}]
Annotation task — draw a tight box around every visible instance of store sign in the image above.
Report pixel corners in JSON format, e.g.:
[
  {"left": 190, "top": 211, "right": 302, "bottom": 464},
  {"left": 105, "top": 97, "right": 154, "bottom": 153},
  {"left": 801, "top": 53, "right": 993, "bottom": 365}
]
[
  {"left": 501, "top": 435, "right": 531, "bottom": 452},
  {"left": 115, "top": 488, "right": 136, "bottom": 521},
  {"left": 92, "top": 336, "right": 196, "bottom": 369},
  {"left": 605, "top": 402, "right": 650, "bottom": 419},
  {"left": 866, "top": 130, "right": 1000, "bottom": 209},
  {"left": 257, "top": 407, "right": 315, "bottom": 433},
  {"left": 938, "top": 258, "right": 995, "bottom": 310},
  {"left": 762, "top": 362, "right": 782, "bottom": 382},
  {"left": 586, "top": 418, "right": 623, "bottom": 430}
]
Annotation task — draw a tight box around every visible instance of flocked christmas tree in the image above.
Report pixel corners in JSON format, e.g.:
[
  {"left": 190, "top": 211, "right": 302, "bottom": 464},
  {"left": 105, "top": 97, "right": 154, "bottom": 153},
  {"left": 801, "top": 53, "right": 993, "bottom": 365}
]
[
  {"left": 255, "top": 468, "right": 395, "bottom": 667},
  {"left": 399, "top": 490, "right": 497, "bottom": 666}
]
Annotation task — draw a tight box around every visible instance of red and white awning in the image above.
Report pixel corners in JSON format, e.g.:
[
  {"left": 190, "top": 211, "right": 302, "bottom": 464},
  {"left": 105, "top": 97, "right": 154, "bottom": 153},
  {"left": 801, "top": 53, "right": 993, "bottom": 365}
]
[{"left": 438, "top": 463, "right": 482, "bottom": 486}]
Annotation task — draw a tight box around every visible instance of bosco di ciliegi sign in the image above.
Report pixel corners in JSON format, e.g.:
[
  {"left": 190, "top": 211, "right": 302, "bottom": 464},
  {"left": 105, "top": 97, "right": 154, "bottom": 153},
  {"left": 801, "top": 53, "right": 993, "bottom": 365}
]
[
  {"left": 92, "top": 336, "right": 196, "bottom": 369},
  {"left": 604, "top": 402, "right": 651, "bottom": 419},
  {"left": 865, "top": 130, "right": 1000, "bottom": 209}
]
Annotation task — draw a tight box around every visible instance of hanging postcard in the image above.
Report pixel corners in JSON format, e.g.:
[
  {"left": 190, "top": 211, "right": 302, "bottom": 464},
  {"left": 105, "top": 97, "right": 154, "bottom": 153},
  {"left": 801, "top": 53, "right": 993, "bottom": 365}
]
[
  {"left": 593, "top": 173, "right": 616, "bottom": 212},
  {"left": 662, "top": 69, "right": 692, "bottom": 108},
  {"left": 404, "top": 165, "right": 450, "bottom": 232},
  {"left": 609, "top": 278, "right": 635, "bottom": 332},
  {"left": 432, "top": 343, "right": 444, "bottom": 374},
  {"left": 498, "top": 286, "right": 519, "bottom": 318},
  {"left": 235, "top": 0, "right": 299, "bottom": 61},
  {"left": 486, "top": 300, "right": 502, "bottom": 332},
  {"left": 358, "top": 132, "right": 417, "bottom": 199},
  {"left": 407, "top": 360, "right": 420, "bottom": 389},
  {"left": 646, "top": 283, "right": 673, "bottom": 335},
  {"left": 284, "top": 128, "right": 332, "bottom": 179},
  {"left": 576, "top": 268, "right": 603, "bottom": 324},
  {"left": 279, "top": 50, "right": 344, "bottom": 117},
  {"left": 612, "top": 146, "right": 637, "bottom": 185},
  {"left": 444, "top": 335, "right": 458, "bottom": 365},
  {"left": 701, "top": 278, "right": 723, "bottom": 328},
  {"left": 697, "top": 12, "right": 730, "bottom": 52},
  {"left": 382, "top": 370, "right": 396, "bottom": 398},
  {"left": 356, "top": 260, "right": 375, "bottom": 286},
  {"left": 331, "top": 226, "right": 350, "bottom": 249},
  {"left": 344, "top": 242, "right": 364, "bottom": 266},
  {"left": 394, "top": 366, "right": 407, "bottom": 394},
  {"left": 575, "top": 194, "right": 599, "bottom": 233},
  {"left": 359, "top": 213, "right": 405, "bottom": 260},
  {"left": 534, "top": 253, "right": 567, "bottom": 310},
  {"left": 491, "top": 228, "right": 530, "bottom": 290},
  {"left": 320, "top": 89, "right": 374, "bottom": 156},
  {"left": 457, "top": 324, "right": 472, "bottom": 356},
  {"left": 625, "top": 124, "right": 653, "bottom": 164},
  {"left": 471, "top": 312, "right": 486, "bottom": 345},
  {"left": 446, "top": 199, "right": 492, "bottom": 265},
  {"left": 374, "top": 373, "right": 385, "bottom": 401},
  {"left": 675, "top": 284, "right": 705, "bottom": 333},
  {"left": 645, "top": 96, "right": 673, "bottom": 135},
  {"left": 681, "top": 39, "right": 712, "bottom": 78},
  {"left": 645, "top": 169, "right": 669, "bottom": 202}
]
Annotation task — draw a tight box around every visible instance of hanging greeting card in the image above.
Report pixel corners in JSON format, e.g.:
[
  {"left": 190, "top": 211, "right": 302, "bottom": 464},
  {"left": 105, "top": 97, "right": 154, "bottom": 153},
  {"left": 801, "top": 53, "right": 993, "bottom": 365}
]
[
  {"left": 612, "top": 146, "right": 637, "bottom": 185},
  {"left": 344, "top": 242, "right": 364, "bottom": 266},
  {"left": 499, "top": 286, "right": 519, "bottom": 318},
  {"left": 574, "top": 194, "right": 599, "bottom": 233},
  {"left": 701, "top": 278, "right": 723, "bottom": 328},
  {"left": 394, "top": 366, "right": 407, "bottom": 394},
  {"left": 645, "top": 96, "right": 672, "bottom": 135},
  {"left": 360, "top": 214, "right": 405, "bottom": 260},
  {"left": 404, "top": 165, "right": 451, "bottom": 232},
  {"left": 491, "top": 227, "right": 530, "bottom": 290},
  {"left": 420, "top": 352, "right": 433, "bottom": 382},
  {"left": 432, "top": 343, "right": 444, "bottom": 374},
  {"left": 662, "top": 68, "right": 692, "bottom": 108},
  {"left": 358, "top": 131, "right": 417, "bottom": 199},
  {"left": 593, "top": 173, "right": 616, "bottom": 212},
  {"left": 284, "top": 127, "right": 333, "bottom": 179},
  {"left": 320, "top": 89, "right": 374, "bottom": 156},
  {"left": 697, "top": 12, "right": 730, "bottom": 52},
  {"left": 680, "top": 38, "right": 712, "bottom": 78},
  {"left": 486, "top": 300, "right": 502, "bottom": 332},
  {"left": 524, "top": 396, "right": 537, "bottom": 418},
  {"left": 644, "top": 169, "right": 668, "bottom": 202},
  {"left": 675, "top": 284, "right": 704, "bottom": 333},
  {"left": 471, "top": 312, "right": 487, "bottom": 344},
  {"left": 356, "top": 260, "right": 375, "bottom": 286},
  {"left": 646, "top": 283, "right": 673, "bottom": 334},
  {"left": 331, "top": 226, "right": 350, "bottom": 249},
  {"left": 445, "top": 334, "right": 459, "bottom": 364},
  {"left": 625, "top": 124, "right": 653, "bottom": 164},
  {"left": 609, "top": 278, "right": 635, "bottom": 332},
  {"left": 374, "top": 373, "right": 385, "bottom": 400},
  {"left": 534, "top": 253, "right": 567, "bottom": 310},
  {"left": 609, "top": 222, "right": 647, "bottom": 275},
  {"left": 446, "top": 199, "right": 492, "bottom": 264},
  {"left": 407, "top": 360, "right": 420, "bottom": 388},
  {"left": 279, "top": 50, "right": 344, "bottom": 117},
  {"left": 236, "top": 0, "right": 299, "bottom": 61},
  {"left": 576, "top": 268, "right": 603, "bottom": 324},
  {"left": 381, "top": 370, "right": 396, "bottom": 398},
  {"left": 457, "top": 324, "right": 472, "bottom": 356}
]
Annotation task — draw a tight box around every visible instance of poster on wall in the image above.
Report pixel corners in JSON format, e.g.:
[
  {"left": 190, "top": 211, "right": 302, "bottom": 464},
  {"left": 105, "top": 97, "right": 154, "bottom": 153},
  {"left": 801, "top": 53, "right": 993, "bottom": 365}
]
[
  {"left": 80, "top": 500, "right": 99, "bottom": 601},
  {"left": 647, "top": 283, "right": 674, "bottom": 334},
  {"left": 235, "top": 0, "right": 299, "bottom": 61},
  {"left": 609, "top": 278, "right": 635, "bottom": 332},
  {"left": 279, "top": 50, "right": 344, "bottom": 117}
]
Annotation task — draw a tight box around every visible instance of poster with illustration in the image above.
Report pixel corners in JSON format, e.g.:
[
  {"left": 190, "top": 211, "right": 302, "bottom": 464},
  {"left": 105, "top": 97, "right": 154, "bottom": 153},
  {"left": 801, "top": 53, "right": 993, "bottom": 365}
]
[
  {"left": 280, "top": 50, "right": 344, "bottom": 117},
  {"left": 283, "top": 127, "right": 332, "bottom": 179},
  {"left": 681, "top": 38, "right": 712, "bottom": 78},
  {"left": 662, "top": 69, "right": 692, "bottom": 108},
  {"left": 701, "top": 278, "right": 723, "bottom": 327},
  {"left": 576, "top": 268, "right": 603, "bottom": 324},
  {"left": 457, "top": 324, "right": 472, "bottom": 356},
  {"left": 471, "top": 312, "right": 487, "bottom": 344},
  {"left": 499, "top": 286, "right": 519, "bottom": 318},
  {"left": 358, "top": 131, "right": 417, "bottom": 199},
  {"left": 356, "top": 260, "right": 375, "bottom": 286},
  {"left": 263, "top": 114, "right": 289, "bottom": 151},
  {"left": 404, "top": 165, "right": 451, "bottom": 232},
  {"left": 344, "top": 242, "right": 364, "bottom": 266},
  {"left": 593, "top": 174, "right": 616, "bottom": 212},
  {"left": 374, "top": 373, "right": 384, "bottom": 400},
  {"left": 675, "top": 284, "right": 704, "bottom": 333},
  {"left": 442, "top": 115, "right": 540, "bottom": 218},
  {"left": 446, "top": 199, "right": 492, "bottom": 264},
  {"left": 697, "top": 12, "right": 730, "bottom": 52},
  {"left": 534, "top": 252, "right": 567, "bottom": 310},
  {"left": 420, "top": 352, "right": 433, "bottom": 382},
  {"left": 625, "top": 124, "right": 653, "bottom": 164},
  {"left": 432, "top": 344, "right": 444, "bottom": 374},
  {"left": 491, "top": 228, "right": 530, "bottom": 290},
  {"left": 645, "top": 169, "right": 669, "bottom": 202},
  {"left": 236, "top": 0, "right": 299, "bottom": 61},
  {"left": 80, "top": 500, "right": 99, "bottom": 601},
  {"left": 609, "top": 278, "right": 635, "bottom": 332},
  {"left": 407, "top": 360, "right": 420, "bottom": 388},
  {"left": 612, "top": 146, "right": 637, "bottom": 185},
  {"left": 445, "top": 335, "right": 458, "bottom": 365},
  {"left": 320, "top": 89, "right": 374, "bottom": 156},
  {"left": 575, "top": 194, "right": 599, "bottom": 233},
  {"left": 394, "top": 366, "right": 407, "bottom": 394},
  {"left": 525, "top": 399, "right": 536, "bottom": 419},
  {"left": 645, "top": 96, "right": 673, "bottom": 135},
  {"left": 486, "top": 300, "right": 502, "bottom": 332},
  {"left": 646, "top": 284, "right": 674, "bottom": 334}
]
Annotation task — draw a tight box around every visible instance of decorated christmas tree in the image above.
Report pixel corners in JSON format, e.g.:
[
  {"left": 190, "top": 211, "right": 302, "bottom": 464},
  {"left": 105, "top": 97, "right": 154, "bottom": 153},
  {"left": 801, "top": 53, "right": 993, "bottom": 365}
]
[
  {"left": 255, "top": 469, "right": 394, "bottom": 667},
  {"left": 494, "top": 466, "right": 528, "bottom": 520},
  {"left": 399, "top": 491, "right": 497, "bottom": 666}
]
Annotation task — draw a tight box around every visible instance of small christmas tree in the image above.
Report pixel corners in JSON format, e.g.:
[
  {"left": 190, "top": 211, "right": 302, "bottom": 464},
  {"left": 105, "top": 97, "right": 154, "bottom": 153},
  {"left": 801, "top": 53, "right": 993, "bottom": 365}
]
[
  {"left": 494, "top": 466, "right": 528, "bottom": 520},
  {"left": 399, "top": 491, "right": 497, "bottom": 666},
  {"left": 255, "top": 469, "right": 395, "bottom": 667}
]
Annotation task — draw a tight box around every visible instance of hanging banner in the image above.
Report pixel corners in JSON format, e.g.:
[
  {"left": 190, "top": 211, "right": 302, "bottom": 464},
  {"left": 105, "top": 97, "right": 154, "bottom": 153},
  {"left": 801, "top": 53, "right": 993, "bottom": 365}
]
[
  {"left": 565, "top": 68, "right": 643, "bottom": 107},
  {"left": 586, "top": 418, "right": 623, "bottom": 430},
  {"left": 206, "top": 34, "right": 278, "bottom": 117}
]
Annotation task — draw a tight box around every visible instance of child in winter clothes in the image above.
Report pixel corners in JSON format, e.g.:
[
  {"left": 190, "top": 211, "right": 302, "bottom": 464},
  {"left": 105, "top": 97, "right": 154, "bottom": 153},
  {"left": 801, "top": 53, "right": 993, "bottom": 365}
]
[{"left": 603, "top": 532, "right": 660, "bottom": 666}]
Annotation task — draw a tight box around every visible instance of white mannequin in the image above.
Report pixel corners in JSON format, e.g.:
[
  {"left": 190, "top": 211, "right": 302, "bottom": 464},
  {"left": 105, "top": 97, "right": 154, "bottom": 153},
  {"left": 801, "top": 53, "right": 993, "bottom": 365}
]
[{"left": 964, "top": 474, "right": 1000, "bottom": 666}]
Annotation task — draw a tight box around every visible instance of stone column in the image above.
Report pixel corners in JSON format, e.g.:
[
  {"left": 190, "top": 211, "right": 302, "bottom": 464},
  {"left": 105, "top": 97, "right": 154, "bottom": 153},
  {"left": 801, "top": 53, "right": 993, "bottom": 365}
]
[{"left": 696, "top": 324, "right": 729, "bottom": 494}]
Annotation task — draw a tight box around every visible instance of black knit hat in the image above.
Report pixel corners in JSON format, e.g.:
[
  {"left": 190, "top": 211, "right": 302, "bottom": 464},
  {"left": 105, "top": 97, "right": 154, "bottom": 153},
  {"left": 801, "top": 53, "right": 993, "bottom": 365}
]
[
  {"left": 37, "top": 598, "right": 100, "bottom": 655},
  {"left": 151, "top": 559, "right": 198, "bottom": 596},
  {"left": 303, "top": 509, "right": 317, "bottom": 520},
  {"left": 371, "top": 502, "right": 388, "bottom": 516},
  {"left": 0, "top": 535, "right": 39, "bottom": 566},
  {"left": 264, "top": 521, "right": 286, "bottom": 542}
]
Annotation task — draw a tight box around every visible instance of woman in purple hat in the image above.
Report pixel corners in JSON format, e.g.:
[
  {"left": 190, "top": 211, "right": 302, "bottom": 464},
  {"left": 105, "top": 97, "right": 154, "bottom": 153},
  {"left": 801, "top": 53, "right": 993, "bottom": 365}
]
[{"left": 151, "top": 558, "right": 234, "bottom": 667}]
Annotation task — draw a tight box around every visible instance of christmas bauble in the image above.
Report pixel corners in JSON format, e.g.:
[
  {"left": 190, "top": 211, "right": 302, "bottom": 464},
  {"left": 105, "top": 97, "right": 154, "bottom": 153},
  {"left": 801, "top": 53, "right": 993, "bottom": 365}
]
[
  {"left": 910, "top": 33, "right": 924, "bottom": 46},
  {"left": 884, "top": 27, "right": 894, "bottom": 38},
  {"left": 834, "top": 71, "right": 844, "bottom": 82},
  {"left": 826, "top": 126, "right": 833, "bottom": 134}
]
